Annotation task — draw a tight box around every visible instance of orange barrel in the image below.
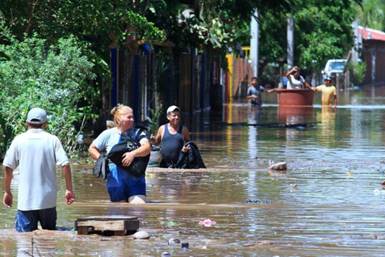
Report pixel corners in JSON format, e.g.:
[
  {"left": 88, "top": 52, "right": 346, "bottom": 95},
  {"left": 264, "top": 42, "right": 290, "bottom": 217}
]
[{"left": 276, "top": 89, "right": 314, "bottom": 106}]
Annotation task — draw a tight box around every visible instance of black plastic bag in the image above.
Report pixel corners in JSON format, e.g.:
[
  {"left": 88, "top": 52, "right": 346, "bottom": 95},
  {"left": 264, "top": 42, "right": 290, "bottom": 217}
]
[
  {"left": 107, "top": 139, "right": 149, "bottom": 177},
  {"left": 93, "top": 153, "right": 109, "bottom": 179}
]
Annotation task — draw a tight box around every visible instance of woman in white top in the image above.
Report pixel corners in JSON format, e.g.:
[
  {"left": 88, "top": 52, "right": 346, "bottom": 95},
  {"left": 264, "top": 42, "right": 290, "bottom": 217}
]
[{"left": 286, "top": 66, "right": 311, "bottom": 89}]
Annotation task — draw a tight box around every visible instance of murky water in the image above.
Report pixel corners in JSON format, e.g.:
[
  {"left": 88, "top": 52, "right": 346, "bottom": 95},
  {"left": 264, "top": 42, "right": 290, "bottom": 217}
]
[{"left": 2, "top": 87, "right": 385, "bottom": 256}]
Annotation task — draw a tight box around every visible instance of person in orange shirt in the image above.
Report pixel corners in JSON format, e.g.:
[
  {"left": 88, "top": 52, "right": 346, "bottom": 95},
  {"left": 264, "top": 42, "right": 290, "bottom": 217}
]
[{"left": 311, "top": 76, "right": 337, "bottom": 108}]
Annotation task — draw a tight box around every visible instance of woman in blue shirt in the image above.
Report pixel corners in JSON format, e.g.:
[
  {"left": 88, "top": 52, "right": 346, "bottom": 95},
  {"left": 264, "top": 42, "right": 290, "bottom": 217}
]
[{"left": 89, "top": 104, "right": 151, "bottom": 204}]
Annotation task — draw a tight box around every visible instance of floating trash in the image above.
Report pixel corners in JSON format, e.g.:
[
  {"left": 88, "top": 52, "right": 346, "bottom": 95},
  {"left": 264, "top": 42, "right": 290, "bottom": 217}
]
[
  {"left": 168, "top": 238, "right": 181, "bottom": 245},
  {"left": 269, "top": 161, "right": 287, "bottom": 171},
  {"left": 246, "top": 199, "right": 272, "bottom": 204},
  {"left": 161, "top": 251, "right": 171, "bottom": 257},
  {"left": 133, "top": 230, "right": 150, "bottom": 239},
  {"left": 199, "top": 219, "right": 216, "bottom": 227},
  {"left": 289, "top": 184, "right": 298, "bottom": 192},
  {"left": 373, "top": 189, "right": 385, "bottom": 196}
]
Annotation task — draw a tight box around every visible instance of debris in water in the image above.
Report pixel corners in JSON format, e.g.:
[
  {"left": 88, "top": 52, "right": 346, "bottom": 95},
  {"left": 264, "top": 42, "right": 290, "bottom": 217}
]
[
  {"left": 181, "top": 242, "right": 189, "bottom": 249},
  {"left": 246, "top": 199, "right": 271, "bottom": 204},
  {"left": 199, "top": 219, "right": 216, "bottom": 227},
  {"left": 289, "top": 184, "right": 298, "bottom": 192},
  {"left": 168, "top": 238, "right": 181, "bottom": 245},
  {"left": 269, "top": 161, "right": 287, "bottom": 171},
  {"left": 373, "top": 189, "right": 385, "bottom": 196},
  {"left": 133, "top": 230, "right": 150, "bottom": 239},
  {"left": 161, "top": 251, "right": 171, "bottom": 257}
]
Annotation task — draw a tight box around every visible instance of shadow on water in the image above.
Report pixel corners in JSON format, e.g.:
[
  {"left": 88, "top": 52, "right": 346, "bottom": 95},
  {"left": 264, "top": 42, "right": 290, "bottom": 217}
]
[{"left": 2, "top": 86, "right": 385, "bottom": 256}]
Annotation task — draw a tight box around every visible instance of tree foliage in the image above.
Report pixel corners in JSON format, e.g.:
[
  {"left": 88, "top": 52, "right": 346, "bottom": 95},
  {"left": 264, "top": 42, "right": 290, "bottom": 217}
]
[
  {"left": 258, "top": 0, "right": 358, "bottom": 74},
  {"left": 170, "top": 0, "right": 298, "bottom": 49},
  {"left": 0, "top": 28, "right": 97, "bottom": 154},
  {"left": 0, "top": 0, "right": 309, "bottom": 57},
  {"left": 348, "top": 61, "right": 366, "bottom": 84},
  {"left": 0, "top": 0, "right": 361, "bottom": 66},
  {"left": 355, "top": 0, "right": 385, "bottom": 30},
  {"left": 295, "top": 1, "right": 357, "bottom": 71}
]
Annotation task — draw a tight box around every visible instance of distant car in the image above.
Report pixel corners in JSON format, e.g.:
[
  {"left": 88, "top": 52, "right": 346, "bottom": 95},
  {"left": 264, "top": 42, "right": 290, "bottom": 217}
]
[{"left": 322, "top": 59, "right": 347, "bottom": 80}]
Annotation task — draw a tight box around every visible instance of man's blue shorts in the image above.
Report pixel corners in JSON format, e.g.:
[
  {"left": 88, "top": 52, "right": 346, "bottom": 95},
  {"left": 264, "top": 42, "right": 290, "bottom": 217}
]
[
  {"left": 107, "top": 163, "right": 146, "bottom": 202},
  {"left": 15, "top": 207, "right": 57, "bottom": 232}
]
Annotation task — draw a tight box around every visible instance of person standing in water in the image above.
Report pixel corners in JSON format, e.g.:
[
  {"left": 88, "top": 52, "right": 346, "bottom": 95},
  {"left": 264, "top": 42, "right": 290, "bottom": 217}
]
[
  {"left": 311, "top": 76, "right": 337, "bottom": 108},
  {"left": 286, "top": 66, "right": 311, "bottom": 89},
  {"left": 2, "top": 107, "right": 75, "bottom": 232},
  {"left": 152, "top": 105, "right": 190, "bottom": 168},
  {"left": 246, "top": 77, "right": 264, "bottom": 107},
  {"left": 89, "top": 104, "right": 151, "bottom": 204}
]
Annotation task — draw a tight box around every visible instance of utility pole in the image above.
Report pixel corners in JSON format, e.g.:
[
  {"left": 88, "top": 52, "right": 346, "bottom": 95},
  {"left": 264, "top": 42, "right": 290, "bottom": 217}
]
[
  {"left": 250, "top": 9, "right": 259, "bottom": 77},
  {"left": 287, "top": 16, "right": 294, "bottom": 68},
  {"left": 352, "top": 20, "right": 362, "bottom": 62}
]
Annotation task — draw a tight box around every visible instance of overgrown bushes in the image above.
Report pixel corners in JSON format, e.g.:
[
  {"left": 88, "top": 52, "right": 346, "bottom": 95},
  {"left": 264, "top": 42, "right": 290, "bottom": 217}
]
[
  {"left": 348, "top": 61, "right": 366, "bottom": 86},
  {"left": 0, "top": 32, "right": 99, "bottom": 156}
]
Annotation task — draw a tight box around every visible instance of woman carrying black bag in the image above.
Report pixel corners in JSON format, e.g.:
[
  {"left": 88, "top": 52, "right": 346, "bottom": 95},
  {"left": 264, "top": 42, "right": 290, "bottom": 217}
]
[{"left": 88, "top": 104, "right": 151, "bottom": 204}]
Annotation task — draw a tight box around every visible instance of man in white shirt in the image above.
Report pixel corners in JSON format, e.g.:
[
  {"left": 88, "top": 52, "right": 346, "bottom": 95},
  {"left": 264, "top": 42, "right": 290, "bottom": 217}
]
[
  {"left": 286, "top": 66, "right": 311, "bottom": 89},
  {"left": 2, "top": 107, "right": 75, "bottom": 232}
]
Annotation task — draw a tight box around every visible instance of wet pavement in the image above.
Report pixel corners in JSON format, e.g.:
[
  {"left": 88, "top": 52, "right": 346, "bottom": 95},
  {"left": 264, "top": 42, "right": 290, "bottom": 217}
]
[{"left": 2, "top": 86, "right": 385, "bottom": 256}]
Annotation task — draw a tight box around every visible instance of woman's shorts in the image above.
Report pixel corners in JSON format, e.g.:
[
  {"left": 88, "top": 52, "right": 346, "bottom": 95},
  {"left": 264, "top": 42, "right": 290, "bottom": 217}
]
[{"left": 106, "top": 163, "right": 146, "bottom": 202}]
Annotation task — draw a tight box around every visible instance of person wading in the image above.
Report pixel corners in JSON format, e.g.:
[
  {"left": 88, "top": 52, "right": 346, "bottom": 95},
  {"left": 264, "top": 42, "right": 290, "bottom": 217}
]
[
  {"left": 310, "top": 76, "right": 337, "bottom": 108},
  {"left": 2, "top": 107, "right": 75, "bottom": 232},
  {"left": 152, "top": 105, "right": 190, "bottom": 168},
  {"left": 286, "top": 66, "right": 311, "bottom": 89},
  {"left": 246, "top": 77, "right": 264, "bottom": 107},
  {"left": 89, "top": 104, "right": 151, "bottom": 204}
]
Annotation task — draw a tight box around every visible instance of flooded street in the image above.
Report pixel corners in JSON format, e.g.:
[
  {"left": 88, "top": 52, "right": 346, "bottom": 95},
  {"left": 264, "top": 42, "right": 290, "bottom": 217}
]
[{"left": 2, "top": 87, "right": 385, "bottom": 256}]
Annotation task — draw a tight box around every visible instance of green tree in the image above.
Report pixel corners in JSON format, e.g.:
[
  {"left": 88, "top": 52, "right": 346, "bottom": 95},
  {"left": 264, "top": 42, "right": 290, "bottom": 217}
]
[
  {"left": 348, "top": 61, "right": 366, "bottom": 85},
  {"left": 258, "top": 0, "right": 359, "bottom": 75},
  {"left": 0, "top": 0, "right": 167, "bottom": 62},
  {"left": 355, "top": 0, "right": 385, "bottom": 30},
  {"left": 169, "top": 0, "right": 298, "bottom": 49},
  {"left": 295, "top": 0, "right": 357, "bottom": 71},
  {"left": 0, "top": 0, "right": 306, "bottom": 65},
  {"left": 0, "top": 30, "right": 97, "bottom": 154}
]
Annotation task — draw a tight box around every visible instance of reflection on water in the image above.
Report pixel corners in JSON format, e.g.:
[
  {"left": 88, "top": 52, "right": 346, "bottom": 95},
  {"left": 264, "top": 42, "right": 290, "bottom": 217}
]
[
  {"left": 316, "top": 106, "right": 337, "bottom": 147},
  {"left": 247, "top": 105, "right": 262, "bottom": 125},
  {"left": 2, "top": 87, "right": 385, "bottom": 256},
  {"left": 277, "top": 106, "right": 314, "bottom": 125}
]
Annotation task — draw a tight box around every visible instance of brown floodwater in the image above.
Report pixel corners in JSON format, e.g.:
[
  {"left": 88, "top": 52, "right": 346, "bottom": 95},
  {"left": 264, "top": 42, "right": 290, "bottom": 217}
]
[{"left": 2, "top": 86, "right": 385, "bottom": 256}]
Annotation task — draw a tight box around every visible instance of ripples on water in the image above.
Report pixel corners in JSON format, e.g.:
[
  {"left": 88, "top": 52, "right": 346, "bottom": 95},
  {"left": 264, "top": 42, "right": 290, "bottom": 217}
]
[{"left": 2, "top": 88, "right": 385, "bottom": 256}]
